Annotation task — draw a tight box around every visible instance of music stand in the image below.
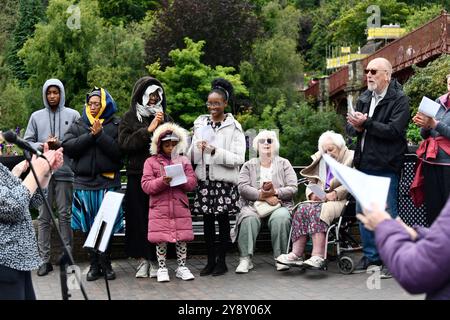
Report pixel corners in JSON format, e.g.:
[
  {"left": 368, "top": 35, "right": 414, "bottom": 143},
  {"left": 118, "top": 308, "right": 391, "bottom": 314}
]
[{"left": 84, "top": 191, "right": 124, "bottom": 300}]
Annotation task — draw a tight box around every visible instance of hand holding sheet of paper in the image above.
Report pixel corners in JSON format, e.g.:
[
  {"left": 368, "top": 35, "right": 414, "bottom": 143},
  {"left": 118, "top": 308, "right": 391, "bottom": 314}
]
[
  {"left": 164, "top": 163, "right": 187, "bottom": 187},
  {"left": 322, "top": 154, "right": 391, "bottom": 212},
  {"left": 307, "top": 183, "right": 327, "bottom": 201},
  {"left": 418, "top": 96, "right": 440, "bottom": 118},
  {"left": 197, "top": 125, "right": 216, "bottom": 145}
]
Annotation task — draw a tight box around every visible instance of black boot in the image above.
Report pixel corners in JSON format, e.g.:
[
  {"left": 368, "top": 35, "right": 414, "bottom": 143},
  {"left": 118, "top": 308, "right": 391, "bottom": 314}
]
[
  {"left": 212, "top": 259, "right": 228, "bottom": 276},
  {"left": 86, "top": 251, "right": 102, "bottom": 281},
  {"left": 212, "top": 215, "right": 229, "bottom": 276},
  {"left": 100, "top": 250, "right": 116, "bottom": 280},
  {"left": 200, "top": 214, "right": 216, "bottom": 276}
]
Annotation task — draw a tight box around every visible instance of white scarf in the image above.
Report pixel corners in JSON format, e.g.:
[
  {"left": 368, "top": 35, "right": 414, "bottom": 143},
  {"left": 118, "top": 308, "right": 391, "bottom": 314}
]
[{"left": 136, "top": 85, "right": 163, "bottom": 122}]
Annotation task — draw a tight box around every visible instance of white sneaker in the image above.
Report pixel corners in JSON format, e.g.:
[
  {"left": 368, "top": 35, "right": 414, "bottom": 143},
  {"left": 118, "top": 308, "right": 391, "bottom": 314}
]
[
  {"left": 157, "top": 267, "right": 170, "bottom": 282},
  {"left": 135, "top": 260, "right": 149, "bottom": 278},
  {"left": 149, "top": 261, "right": 158, "bottom": 278},
  {"left": 176, "top": 266, "right": 195, "bottom": 281},
  {"left": 276, "top": 262, "right": 290, "bottom": 271},
  {"left": 235, "top": 256, "right": 254, "bottom": 274},
  {"left": 303, "top": 256, "right": 326, "bottom": 270},
  {"left": 276, "top": 253, "right": 303, "bottom": 267}
]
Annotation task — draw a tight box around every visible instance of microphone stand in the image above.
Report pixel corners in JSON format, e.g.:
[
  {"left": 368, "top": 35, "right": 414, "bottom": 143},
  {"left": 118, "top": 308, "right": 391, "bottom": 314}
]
[{"left": 24, "top": 150, "right": 89, "bottom": 300}]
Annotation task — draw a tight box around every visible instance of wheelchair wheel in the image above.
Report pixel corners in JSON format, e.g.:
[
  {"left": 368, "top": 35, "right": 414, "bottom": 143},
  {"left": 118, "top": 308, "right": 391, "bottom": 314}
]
[{"left": 338, "top": 256, "right": 354, "bottom": 274}]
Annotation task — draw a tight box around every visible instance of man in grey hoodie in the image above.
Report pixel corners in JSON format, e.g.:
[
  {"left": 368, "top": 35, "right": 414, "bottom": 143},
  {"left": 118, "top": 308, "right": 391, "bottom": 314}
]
[{"left": 24, "top": 79, "right": 80, "bottom": 276}]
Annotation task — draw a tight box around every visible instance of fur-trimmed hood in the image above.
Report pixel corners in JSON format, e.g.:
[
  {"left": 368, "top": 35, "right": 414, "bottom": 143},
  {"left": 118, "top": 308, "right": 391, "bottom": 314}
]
[{"left": 150, "top": 122, "right": 189, "bottom": 155}]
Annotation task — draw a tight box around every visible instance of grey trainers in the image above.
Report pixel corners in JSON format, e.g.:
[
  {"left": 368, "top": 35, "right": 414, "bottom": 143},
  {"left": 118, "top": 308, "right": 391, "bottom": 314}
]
[{"left": 379, "top": 266, "right": 393, "bottom": 279}]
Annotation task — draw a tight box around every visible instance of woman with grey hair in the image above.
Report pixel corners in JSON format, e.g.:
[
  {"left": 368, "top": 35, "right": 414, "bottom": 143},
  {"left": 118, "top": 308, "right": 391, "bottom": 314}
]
[
  {"left": 231, "top": 130, "right": 298, "bottom": 273},
  {"left": 277, "top": 130, "right": 353, "bottom": 270}
]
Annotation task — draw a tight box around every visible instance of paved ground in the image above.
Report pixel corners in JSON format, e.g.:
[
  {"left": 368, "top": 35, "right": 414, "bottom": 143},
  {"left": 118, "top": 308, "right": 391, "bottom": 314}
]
[{"left": 32, "top": 252, "right": 424, "bottom": 300}]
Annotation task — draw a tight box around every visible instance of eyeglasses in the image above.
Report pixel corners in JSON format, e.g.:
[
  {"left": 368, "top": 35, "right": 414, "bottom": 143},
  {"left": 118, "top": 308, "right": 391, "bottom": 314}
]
[
  {"left": 364, "top": 69, "right": 387, "bottom": 75},
  {"left": 258, "top": 138, "right": 273, "bottom": 144},
  {"left": 88, "top": 102, "right": 101, "bottom": 107},
  {"left": 206, "top": 102, "right": 224, "bottom": 107}
]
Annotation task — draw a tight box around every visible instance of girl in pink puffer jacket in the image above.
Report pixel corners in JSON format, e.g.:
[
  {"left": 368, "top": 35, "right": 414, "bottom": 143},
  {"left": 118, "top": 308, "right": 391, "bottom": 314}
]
[{"left": 141, "top": 123, "right": 197, "bottom": 282}]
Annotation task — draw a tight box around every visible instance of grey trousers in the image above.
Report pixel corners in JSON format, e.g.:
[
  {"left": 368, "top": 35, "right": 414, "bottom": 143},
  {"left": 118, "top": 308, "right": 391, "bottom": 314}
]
[
  {"left": 237, "top": 207, "right": 291, "bottom": 259},
  {"left": 37, "top": 178, "right": 73, "bottom": 263}
]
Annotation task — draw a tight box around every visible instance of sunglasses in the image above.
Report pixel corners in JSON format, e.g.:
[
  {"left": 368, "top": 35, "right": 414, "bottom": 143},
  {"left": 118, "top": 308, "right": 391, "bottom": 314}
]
[
  {"left": 364, "top": 69, "right": 387, "bottom": 75},
  {"left": 258, "top": 138, "right": 273, "bottom": 144}
]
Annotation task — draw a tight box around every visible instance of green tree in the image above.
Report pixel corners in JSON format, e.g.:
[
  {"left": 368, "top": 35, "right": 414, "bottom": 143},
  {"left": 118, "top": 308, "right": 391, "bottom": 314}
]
[
  {"left": 0, "top": 79, "right": 28, "bottom": 131},
  {"left": 19, "top": 0, "right": 102, "bottom": 113},
  {"left": 145, "top": 0, "right": 260, "bottom": 68},
  {"left": 7, "top": 0, "right": 45, "bottom": 83},
  {"left": 404, "top": 55, "right": 450, "bottom": 144},
  {"left": 99, "top": 0, "right": 160, "bottom": 25},
  {"left": 304, "top": 0, "right": 353, "bottom": 72},
  {"left": 147, "top": 37, "right": 248, "bottom": 127},
  {"left": 240, "top": 1, "right": 303, "bottom": 114},
  {"left": 18, "top": 0, "right": 146, "bottom": 116},
  {"left": 329, "top": 0, "right": 411, "bottom": 47},
  {"left": 404, "top": 4, "right": 443, "bottom": 31},
  {"left": 237, "top": 101, "right": 345, "bottom": 165},
  {"left": 0, "top": 0, "right": 20, "bottom": 55},
  {"left": 87, "top": 23, "right": 146, "bottom": 116}
]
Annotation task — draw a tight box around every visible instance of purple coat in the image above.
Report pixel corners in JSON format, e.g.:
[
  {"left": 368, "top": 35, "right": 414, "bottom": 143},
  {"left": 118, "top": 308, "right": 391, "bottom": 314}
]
[
  {"left": 141, "top": 154, "right": 197, "bottom": 243},
  {"left": 375, "top": 197, "right": 450, "bottom": 300}
]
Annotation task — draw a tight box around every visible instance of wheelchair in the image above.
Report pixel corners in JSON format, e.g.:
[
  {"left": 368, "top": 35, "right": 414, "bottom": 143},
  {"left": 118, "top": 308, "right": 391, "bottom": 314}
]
[{"left": 287, "top": 178, "right": 362, "bottom": 274}]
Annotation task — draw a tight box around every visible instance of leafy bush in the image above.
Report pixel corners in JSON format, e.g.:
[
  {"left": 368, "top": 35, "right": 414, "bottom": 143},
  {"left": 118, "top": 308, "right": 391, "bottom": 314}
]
[{"left": 404, "top": 55, "right": 450, "bottom": 144}]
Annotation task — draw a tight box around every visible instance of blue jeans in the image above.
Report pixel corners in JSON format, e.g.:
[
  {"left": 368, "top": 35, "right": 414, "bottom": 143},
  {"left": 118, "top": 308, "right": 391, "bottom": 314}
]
[{"left": 356, "top": 170, "right": 399, "bottom": 262}]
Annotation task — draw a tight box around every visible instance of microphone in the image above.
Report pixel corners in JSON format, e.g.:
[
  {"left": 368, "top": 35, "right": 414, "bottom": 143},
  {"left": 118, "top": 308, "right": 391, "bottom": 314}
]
[{"left": 3, "top": 130, "right": 43, "bottom": 157}]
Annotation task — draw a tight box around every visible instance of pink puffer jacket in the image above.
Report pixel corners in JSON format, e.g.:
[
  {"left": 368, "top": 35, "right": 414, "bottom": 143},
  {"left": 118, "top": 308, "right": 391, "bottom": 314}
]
[{"left": 141, "top": 154, "right": 197, "bottom": 243}]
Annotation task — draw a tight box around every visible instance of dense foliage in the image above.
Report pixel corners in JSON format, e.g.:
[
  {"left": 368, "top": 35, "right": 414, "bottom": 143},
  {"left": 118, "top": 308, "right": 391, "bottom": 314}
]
[{"left": 1, "top": 0, "right": 449, "bottom": 165}]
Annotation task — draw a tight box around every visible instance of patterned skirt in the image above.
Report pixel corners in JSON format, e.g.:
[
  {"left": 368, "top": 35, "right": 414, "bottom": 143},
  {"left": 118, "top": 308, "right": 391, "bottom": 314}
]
[
  {"left": 192, "top": 179, "right": 240, "bottom": 216},
  {"left": 291, "top": 202, "right": 328, "bottom": 242},
  {"left": 71, "top": 188, "right": 124, "bottom": 234}
]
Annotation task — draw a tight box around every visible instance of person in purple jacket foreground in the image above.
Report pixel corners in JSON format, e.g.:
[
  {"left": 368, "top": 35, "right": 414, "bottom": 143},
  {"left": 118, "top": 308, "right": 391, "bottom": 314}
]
[{"left": 357, "top": 198, "right": 450, "bottom": 300}]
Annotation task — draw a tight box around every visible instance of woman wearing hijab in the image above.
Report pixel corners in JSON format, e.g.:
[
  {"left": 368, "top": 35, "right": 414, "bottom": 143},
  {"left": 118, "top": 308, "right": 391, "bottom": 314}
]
[
  {"left": 63, "top": 87, "right": 124, "bottom": 281},
  {"left": 118, "top": 77, "right": 171, "bottom": 278}
]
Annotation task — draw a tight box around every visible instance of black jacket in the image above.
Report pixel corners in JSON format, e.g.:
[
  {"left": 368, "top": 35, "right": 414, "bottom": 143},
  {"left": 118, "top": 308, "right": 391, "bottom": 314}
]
[
  {"left": 118, "top": 77, "right": 170, "bottom": 175},
  {"left": 346, "top": 79, "right": 410, "bottom": 173},
  {"left": 62, "top": 116, "right": 122, "bottom": 177}
]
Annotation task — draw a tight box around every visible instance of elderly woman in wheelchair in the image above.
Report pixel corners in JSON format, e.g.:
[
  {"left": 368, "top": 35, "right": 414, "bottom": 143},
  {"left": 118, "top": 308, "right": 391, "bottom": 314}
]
[
  {"left": 230, "top": 130, "right": 298, "bottom": 273},
  {"left": 276, "top": 131, "right": 353, "bottom": 270}
]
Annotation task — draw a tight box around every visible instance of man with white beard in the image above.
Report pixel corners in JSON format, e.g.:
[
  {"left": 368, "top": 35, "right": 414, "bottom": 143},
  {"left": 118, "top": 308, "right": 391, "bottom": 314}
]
[{"left": 346, "top": 57, "right": 410, "bottom": 278}]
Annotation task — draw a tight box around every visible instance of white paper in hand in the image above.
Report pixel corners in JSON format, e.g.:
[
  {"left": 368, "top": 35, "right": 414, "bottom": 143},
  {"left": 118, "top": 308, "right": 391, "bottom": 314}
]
[
  {"left": 164, "top": 163, "right": 187, "bottom": 187},
  {"left": 197, "top": 125, "right": 216, "bottom": 145},
  {"left": 307, "top": 183, "right": 327, "bottom": 201},
  {"left": 322, "top": 154, "right": 391, "bottom": 212},
  {"left": 347, "top": 94, "right": 355, "bottom": 115},
  {"left": 418, "top": 96, "right": 440, "bottom": 118}
]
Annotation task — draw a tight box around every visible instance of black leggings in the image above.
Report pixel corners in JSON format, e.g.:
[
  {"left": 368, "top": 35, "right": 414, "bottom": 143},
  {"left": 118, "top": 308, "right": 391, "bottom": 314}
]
[
  {"left": 423, "top": 163, "right": 450, "bottom": 226},
  {"left": 0, "top": 265, "right": 36, "bottom": 300},
  {"left": 203, "top": 214, "right": 231, "bottom": 261}
]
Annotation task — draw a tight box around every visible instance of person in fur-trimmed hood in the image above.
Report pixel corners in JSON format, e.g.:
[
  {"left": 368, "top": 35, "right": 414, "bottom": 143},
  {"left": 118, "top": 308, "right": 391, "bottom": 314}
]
[{"left": 141, "top": 122, "right": 197, "bottom": 282}]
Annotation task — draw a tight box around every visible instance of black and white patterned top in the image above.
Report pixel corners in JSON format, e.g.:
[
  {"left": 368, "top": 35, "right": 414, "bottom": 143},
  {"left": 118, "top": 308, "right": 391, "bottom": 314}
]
[
  {"left": 0, "top": 163, "right": 43, "bottom": 271},
  {"left": 398, "top": 155, "right": 428, "bottom": 227}
]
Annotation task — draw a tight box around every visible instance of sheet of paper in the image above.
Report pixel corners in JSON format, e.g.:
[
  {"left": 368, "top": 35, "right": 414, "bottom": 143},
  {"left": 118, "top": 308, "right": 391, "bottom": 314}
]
[
  {"left": 322, "top": 154, "right": 391, "bottom": 212},
  {"left": 164, "top": 163, "right": 187, "bottom": 187},
  {"left": 197, "top": 125, "right": 216, "bottom": 145},
  {"left": 84, "top": 191, "right": 124, "bottom": 253},
  {"left": 307, "top": 183, "right": 327, "bottom": 201},
  {"left": 418, "top": 96, "right": 440, "bottom": 118},
  {"left": 347, "top": 94, "right": 355, "bottom": 115}
]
